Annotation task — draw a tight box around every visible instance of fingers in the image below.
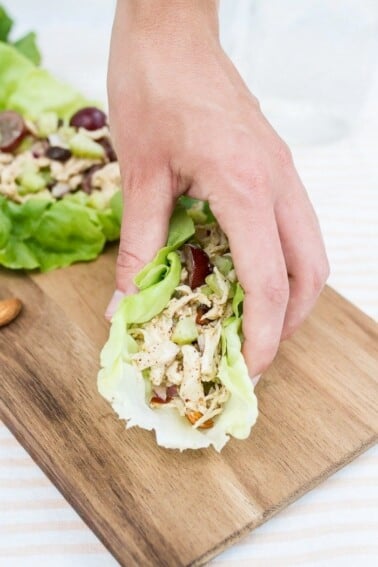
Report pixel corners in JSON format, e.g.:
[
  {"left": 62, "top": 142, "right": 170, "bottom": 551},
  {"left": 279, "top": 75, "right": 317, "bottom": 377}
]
[
  {"left": 214, "top": 191, "right": 289, "bottom": 378},
  {"left": 275, "top": 178, "right": 330, "bottom": 340},
  {"left": 105, "top": 168, "right": 174, "bottom": 319}
]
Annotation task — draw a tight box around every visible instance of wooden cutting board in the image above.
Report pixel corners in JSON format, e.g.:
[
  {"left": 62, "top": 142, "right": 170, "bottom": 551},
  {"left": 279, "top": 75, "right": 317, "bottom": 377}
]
[{"left": 0, "top": 245, "right": 377, "bottom": 567}]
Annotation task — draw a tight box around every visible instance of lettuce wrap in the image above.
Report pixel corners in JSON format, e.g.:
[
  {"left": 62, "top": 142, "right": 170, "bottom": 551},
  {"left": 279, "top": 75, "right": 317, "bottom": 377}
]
[
  {"left": 0, "top": 37, "right": 121, "bottom": 271},
  {"left": 98, "top": 202, "right": 258, "bottom": 451}
]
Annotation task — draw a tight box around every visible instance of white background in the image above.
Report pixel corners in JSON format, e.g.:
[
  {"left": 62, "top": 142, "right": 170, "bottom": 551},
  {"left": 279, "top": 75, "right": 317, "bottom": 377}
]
[{"left": 1, "top": 1, "right": 377, "bottom": 565}]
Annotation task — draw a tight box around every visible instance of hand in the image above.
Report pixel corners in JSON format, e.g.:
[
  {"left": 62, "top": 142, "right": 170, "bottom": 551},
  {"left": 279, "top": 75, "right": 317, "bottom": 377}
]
[{"left": 106, "top": 0, "right": 329, "bottom": 378}]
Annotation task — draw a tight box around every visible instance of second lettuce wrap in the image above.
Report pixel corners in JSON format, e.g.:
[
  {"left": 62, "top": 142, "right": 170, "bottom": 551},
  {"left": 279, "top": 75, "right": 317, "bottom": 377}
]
[{"left": 0, "top": 41, "right": 122, "bottom": 271}]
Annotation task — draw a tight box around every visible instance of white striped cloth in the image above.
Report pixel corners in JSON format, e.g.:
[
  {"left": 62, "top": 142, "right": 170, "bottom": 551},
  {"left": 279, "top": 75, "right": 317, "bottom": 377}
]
[{"left": 1, "top": 2, "right": 377, "bottom": 565}]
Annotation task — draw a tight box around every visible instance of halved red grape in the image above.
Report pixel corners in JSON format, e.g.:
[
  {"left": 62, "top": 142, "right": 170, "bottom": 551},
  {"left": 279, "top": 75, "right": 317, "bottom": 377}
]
[
  {"left": 183, "top": 244, "right": 213, "bottom": 289},
  {"left": 0, "top": 111, "right": 27, "bottom": 152},
  {"left": 69, "top": 107, "right": 107, "bottom": 131},
  {"left": 166, "top": 385, "right": 178, "bottom": 398}
]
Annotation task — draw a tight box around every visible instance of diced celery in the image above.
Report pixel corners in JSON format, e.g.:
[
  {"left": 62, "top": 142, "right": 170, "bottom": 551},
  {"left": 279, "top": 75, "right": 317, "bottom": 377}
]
[
  {"left": 205, "top": 273, "right": 223, "bottom": 298},
  {"left": 37, "top": 112, "right": 59, "bottom": 137},
  {"left": 142, "top": 369, "right": 151, "bottom": 380},
  {"left": 19, "top": 160, "right": 39, "bottom": 175},
  {"left": 14, "top": 136, "right": 34, "bottom": 154},
  {"left": 228, "top": 282, "right": 236, "bottom": 299},
  {"left": 57, "top": 126, "right": 76, "bottom": 144},
  {"left": 214, "top": 255, "right": 233, "bottom": 275},
  {"left": 40, "top": 167, "right": 53, "bottom": 185},
  {"left": 18, "top": 171, "right": 47, "bottom": 194},
  {"left": 200, "top": 284, "right": 212, "bottom": 296},
  {"left": 69, "top": 133, "right": 104, "bottom": 159},
  {"left": 187, "top": 207, "right": 208, "bottom": 224},
  {"left": 172, "top": 316, "right": 198, "bottom": 345},
  {"left": 87, "top": 190, "right": 109, "bottom": 210}
]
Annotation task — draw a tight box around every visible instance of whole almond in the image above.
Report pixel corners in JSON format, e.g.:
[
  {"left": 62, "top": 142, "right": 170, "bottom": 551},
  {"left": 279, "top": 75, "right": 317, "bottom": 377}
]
[{"left": 0, "top": 298, "right": 22, "bottom": 327}]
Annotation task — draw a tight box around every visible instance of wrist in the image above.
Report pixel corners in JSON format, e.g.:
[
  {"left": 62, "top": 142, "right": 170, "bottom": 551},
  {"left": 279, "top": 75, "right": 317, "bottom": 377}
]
[{"left": 114, "top": 0, "right": 220, "bottom": 46}]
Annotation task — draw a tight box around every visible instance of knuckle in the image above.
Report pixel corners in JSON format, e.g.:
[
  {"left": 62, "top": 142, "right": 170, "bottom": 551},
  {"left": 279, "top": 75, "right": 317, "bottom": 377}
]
[
  {"left": 220, "top": 136, "right": 270, "bottom": 185},
  {"left": 293, "top": 258, "right": 330, "bottom": 306},
  {"left": 275, "top": 141, "right": 294, "bottom": 171},
  {"left": 216, "top": 165, "right": 271, "bottom": 211},
  {"left": 229, "top": 165, "right": 270, "bottom": 204},
  {"left": 117, "top": 242, "right": 145, "bottom": 275},
  {"left": 249, "top": 165, "right": 270, "bottom": 193},
  {"left": 263, "top": 278, "right": 290, "bottom": 305}
]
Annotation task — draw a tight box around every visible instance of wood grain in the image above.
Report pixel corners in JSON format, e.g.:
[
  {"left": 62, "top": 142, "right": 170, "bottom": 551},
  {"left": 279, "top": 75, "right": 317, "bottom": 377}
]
[{"left": 0, "top": 252, "right": 377, "bottom": 567}]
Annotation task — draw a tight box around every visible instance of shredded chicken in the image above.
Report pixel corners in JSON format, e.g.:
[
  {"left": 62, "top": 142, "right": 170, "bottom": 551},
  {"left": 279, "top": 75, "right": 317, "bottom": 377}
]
[
  {"left": 54, "top": 157, "right": 100, "bottom": 182},
  {"left": 196, "top": 223, "right": 230, "bottom": 258},
  {"left": 180, "top": 345, "right": 204, "bottom": 402},
  {"left": 200, "top": 325, "right": 222, "bottom": 380},
  {"left": 92, "top": 162, "right": 121, "bottom": 192},
  {"left": 132, "top": 341, "right": 179, "bottom": 374}
]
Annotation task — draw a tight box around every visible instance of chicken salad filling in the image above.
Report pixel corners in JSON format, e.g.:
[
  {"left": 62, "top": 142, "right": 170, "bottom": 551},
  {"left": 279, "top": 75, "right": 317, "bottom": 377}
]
[
  {"left": 0, "top": 107, "right": 120, "bottom": 207},
  {"left": 129, "top": 222, "right": 238, "bottom": 429}
]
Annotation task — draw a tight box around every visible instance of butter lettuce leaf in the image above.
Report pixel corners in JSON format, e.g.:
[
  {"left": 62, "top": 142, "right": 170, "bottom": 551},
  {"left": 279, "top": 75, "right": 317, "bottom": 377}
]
[
  {"left": 134, "top": 205, "right": 195, "bottom": 290},
  {"left": 12, "top": 31, "right": 41, "bottom": 65},
  {"left": 0, "top": 193, "right": 121, "bottom": 271},
  {"left": 0, "top": 42, "right": 33, "bottom": 107},
  {"left": 0, "top": 43, "right": 89, "bottom": 119},
  {"left": 0, "top": 6, "right": 12, "bottom": 43},
  {"left": 98, "top": 206, "right": 258, "bottom": 451},
  {"left": 6, "top": 66, "right": 90, "bottom": 120}
]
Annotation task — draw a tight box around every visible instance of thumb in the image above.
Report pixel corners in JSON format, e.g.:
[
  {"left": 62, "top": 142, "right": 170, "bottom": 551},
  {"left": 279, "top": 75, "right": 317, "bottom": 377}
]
[{"left": 105, "top": 169, "right": 174, "bottom": 319}]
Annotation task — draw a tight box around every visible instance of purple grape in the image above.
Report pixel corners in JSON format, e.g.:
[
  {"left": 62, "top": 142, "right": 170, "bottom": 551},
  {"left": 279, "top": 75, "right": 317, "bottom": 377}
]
[
  {"left": 183, "top": 244, "right": 213, "bottom": 289},
  {"left": 0, "top": 111, "right": 27, "bottom": 152},
  {"left": 69, "top": 107, "right": 107, "bottom": 131}
]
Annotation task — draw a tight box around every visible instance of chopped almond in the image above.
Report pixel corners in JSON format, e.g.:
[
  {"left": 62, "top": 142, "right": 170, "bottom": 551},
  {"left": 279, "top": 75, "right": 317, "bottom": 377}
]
[{"left": 186, "top": 411, "right": 214, "bottom": 429}]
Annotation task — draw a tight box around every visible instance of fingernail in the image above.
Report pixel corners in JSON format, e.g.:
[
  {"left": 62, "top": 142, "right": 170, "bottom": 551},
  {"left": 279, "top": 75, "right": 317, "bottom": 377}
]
[
  {"left": 105, "top": 289, "right": 125, "bottom": 320},
  {"left": 251, "top": 374, "right": 261, "bottom": 387}
]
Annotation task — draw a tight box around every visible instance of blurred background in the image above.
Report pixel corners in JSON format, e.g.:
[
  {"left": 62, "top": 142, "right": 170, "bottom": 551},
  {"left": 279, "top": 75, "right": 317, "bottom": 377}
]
[
  {"left": 2, "top": 1, "right": 378, "bottom": 566},
  {"left": 221, "top": 0, "right": 378, "bottom": 145}
]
